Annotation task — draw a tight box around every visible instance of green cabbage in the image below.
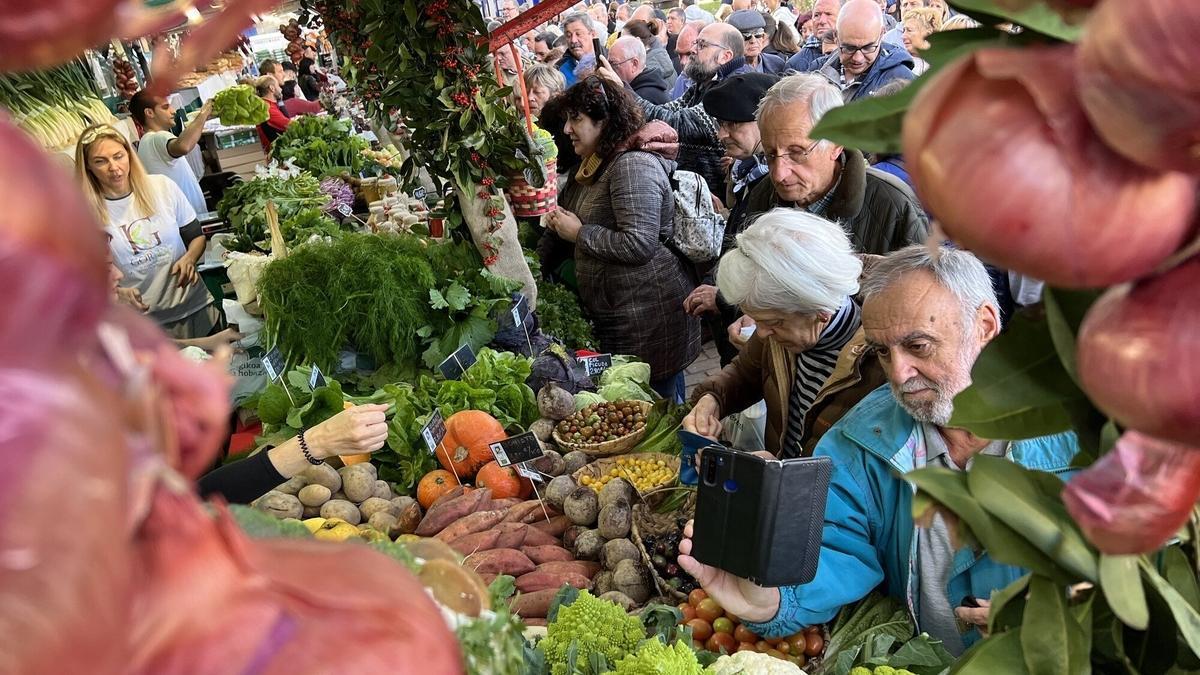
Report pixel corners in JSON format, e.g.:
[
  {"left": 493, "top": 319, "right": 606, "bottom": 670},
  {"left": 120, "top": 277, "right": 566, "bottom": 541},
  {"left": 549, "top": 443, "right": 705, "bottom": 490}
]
[{"left": 574, "top": 391, "right": 605, "bottom": 410}]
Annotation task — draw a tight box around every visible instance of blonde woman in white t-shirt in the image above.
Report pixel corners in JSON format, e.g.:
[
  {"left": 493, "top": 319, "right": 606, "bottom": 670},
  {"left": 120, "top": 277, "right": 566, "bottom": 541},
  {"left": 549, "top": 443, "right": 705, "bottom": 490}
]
[{"left": 75, "top": 124, "right": 218, "bottom": 339}]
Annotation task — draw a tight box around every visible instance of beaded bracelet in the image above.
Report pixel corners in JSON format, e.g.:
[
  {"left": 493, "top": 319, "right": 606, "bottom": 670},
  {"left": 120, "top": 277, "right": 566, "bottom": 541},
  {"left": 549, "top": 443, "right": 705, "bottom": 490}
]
[{"left": 298, "top": 428, "right": 322, "bottom": 465}]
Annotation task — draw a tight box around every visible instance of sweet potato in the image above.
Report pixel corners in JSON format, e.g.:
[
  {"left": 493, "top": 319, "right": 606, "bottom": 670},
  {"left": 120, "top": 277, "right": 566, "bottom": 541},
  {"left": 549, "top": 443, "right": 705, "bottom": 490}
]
[
  {"left": 464, "top": 548, "right": 536, "bottom": 576},
  {"left": 523, "top": 545, "right": 575, "bottom": 564},
  {"left": 430, "top": 485, "right": 467, "bottom": 509},
  {"left": 434, "top": 508, "right": 507, "bottom": 542},
  {"left": 478, "top": 572, "right": 498, "bottom": 587},
  {"left": 448, "top": 530, "right": 502, "bottom": 556},
  {"left": 522, "top": 504, "right": 561, "bottom": 523},
  {"left": 501, "top": 500, "right": 544, "bottom": 523},
  {"left": 416, "top": 488, "right": 489, "bottom": 536},
  {"left": 533, "top": 560, "right": 601, "bottom": 579},
  {"left": 520, "top": 526, "right": 560, "bottom": 548},
  {"left": 487, "top": 497, "right": 524, "bottom": 512},
  {"left": 532, "top": 515, "right": 573, "bottom": 536},
  {"left": 509, "top": 589, "right": 559, "bottom": 618},
  {"left": 515, "top": 569, "right": 592, "bottom": 593},
  {"left": 494, "top": 522, "right": 530, "bottom": 549}
]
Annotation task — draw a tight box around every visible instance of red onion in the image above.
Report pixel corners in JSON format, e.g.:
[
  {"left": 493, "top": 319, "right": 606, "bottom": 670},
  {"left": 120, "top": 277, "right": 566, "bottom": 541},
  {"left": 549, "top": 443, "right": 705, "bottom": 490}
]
[
  {"left": 1078, "top": 0, "right": 1200, "bottom": 173},
  {"left": 1063, "top": 431, "right": 1200, "bottom": 554},
  {"left": 1076, "top": 255, "right": 1200, "bottom": 446},
  {"left": 131, "top": 486, "right": 464, "bottom": 674},
  {"left": 0, "top": 367, "right": 131, "bottom": 674},
  {"left": 901, "top": 46, "right": 1197, "bottom": 289},
  {"left": 0, "top": 118, "right": 108, "bottom": 366}
]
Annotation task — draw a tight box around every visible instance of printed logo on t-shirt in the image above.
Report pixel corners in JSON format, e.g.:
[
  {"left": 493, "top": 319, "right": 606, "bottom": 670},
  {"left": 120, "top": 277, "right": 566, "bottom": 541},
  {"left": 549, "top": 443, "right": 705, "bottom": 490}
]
[{"left": 120, "top": 217, "right": 163, "bottom": 254}]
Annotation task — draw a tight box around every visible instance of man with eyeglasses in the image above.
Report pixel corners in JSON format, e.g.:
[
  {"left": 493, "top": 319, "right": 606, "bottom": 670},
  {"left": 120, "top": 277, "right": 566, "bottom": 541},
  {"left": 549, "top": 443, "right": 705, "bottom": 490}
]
[
  {"left": 668, "top": 21, "right": 705, "bottom": 99},
  {"left": 743, "top": 73, "right": 927, "bottom": 259},
  {"left": 727, "top": 10, "right": 786, "bottom": 74},
  {"left": 609, "top": 36, "right": 671, "bottom": 104},
  {"left": 815, "top": 0, "right": 915, "bottom": 102},
  {"left": 600, "top": 22, "right": 749, "bottom": 195}
]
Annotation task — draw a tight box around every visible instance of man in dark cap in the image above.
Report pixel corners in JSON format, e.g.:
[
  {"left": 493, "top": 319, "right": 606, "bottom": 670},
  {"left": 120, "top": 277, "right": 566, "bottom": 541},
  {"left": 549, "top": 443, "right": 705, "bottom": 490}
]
[
  {"left": 684, "top": 71, "right": 780, "bottom": 365},
  {"left": 728, "top": 9, "right": 786, "bottom": 73}
]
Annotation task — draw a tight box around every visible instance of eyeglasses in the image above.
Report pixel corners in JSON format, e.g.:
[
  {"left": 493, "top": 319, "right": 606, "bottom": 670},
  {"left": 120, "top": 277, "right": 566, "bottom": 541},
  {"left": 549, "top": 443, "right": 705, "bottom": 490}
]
[
  {"left": 609, "top": 56, "right": 636, "bottom": 67},
  {"left": 694, "top": 38, "right": 723, "bottom": 52},
  {"left": 839, "top": 40, "right": 880, "bottom": 56},
  {"left": 763, "top": 140, "right": 822, "bottom": 165},
  {"left": 740, "top": 30, "right": 766, "bottom": 41}
]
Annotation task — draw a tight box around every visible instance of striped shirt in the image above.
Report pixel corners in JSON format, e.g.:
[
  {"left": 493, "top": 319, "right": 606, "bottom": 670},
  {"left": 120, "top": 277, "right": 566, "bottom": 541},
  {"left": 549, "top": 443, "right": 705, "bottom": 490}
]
[{"left": 781, "top": 298, "right": 862, "bottom": 458}]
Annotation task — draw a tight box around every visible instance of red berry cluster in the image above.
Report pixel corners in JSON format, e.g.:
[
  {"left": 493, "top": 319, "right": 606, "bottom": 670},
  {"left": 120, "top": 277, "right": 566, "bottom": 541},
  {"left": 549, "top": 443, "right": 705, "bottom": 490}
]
[{"left": 452, "top": 92, "right": 472, "bottom": 107}]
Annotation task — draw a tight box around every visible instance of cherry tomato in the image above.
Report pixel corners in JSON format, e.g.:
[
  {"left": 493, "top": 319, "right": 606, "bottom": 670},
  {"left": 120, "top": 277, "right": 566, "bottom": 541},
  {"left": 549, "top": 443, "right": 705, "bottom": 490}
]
[
  {"left": 712, "top": 617, "right": 734, "bottom": 634},
  {"left": 755, "top": 640, "right": 773, "bottom": 653},
  {"left": 734, "top": 625, "right": 759, "bottom": 644},
  {"left": 774, "top": 640, "right": 792, "bottom": 655},
  {"left": 805, "top": 633, "right": 825, "bottom": 657},
  {"left": 696, "top": 598, "right": 724, "bottom": 624},
  {"left": 688, "top": 588, "right": 709, "bottom": 606},
  {"left": 706, "top": 632, "right": 738, "bottom": 655},
  {"left": 679, "top": 603, "right": 697, "bottom": 623},
  {"left": 803, "top": 625, "right": 821, "bottom": 636},
  {"left": 725, "top": 612, "right": 740, "bottom": 624},
  {"left": 737, "top": 641, "right": 758, "bottom": 653},
  {"left": 789, "top": 636, "right": 809, "bottom": 657},
  {"left": 687, "top": 618, "right": 713, "bottom": 642},
  {"left": 765, "top": 649, "right": 787, "bottom": 659},
  {"left": 766, "top": 636, "right": 784, "bottom": 646}
]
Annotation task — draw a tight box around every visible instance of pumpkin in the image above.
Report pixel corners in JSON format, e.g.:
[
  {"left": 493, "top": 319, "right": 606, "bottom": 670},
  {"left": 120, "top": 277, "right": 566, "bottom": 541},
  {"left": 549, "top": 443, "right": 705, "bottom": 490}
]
[
  {"left": 475, "top": 461, "right": 533, "bottom": 500},
  {"left": 436, "top": 410, "right": 507, "bottom": 479},
  {"left": 417, "top": 470, "right": 460, "bottom": 509}
]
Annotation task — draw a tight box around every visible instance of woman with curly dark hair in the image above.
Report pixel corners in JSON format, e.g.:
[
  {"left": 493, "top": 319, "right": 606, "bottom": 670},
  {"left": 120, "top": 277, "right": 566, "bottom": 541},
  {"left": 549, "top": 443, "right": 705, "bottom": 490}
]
[{"left": 542, "top": 76, "right": 700, "bottom": 402}]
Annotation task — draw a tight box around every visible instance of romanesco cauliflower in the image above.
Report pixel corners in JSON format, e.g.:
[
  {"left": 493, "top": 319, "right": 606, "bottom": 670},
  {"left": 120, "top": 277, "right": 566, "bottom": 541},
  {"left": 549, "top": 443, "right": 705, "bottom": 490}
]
[
  {"left": 613, "top": 637, "right": 702, "bottom": 674},
  {"left": 538, "top": 590, "right": 646, "bottom": 675},
  {"left": 705, "top": 651, "right": 805, "bottom": 674}
]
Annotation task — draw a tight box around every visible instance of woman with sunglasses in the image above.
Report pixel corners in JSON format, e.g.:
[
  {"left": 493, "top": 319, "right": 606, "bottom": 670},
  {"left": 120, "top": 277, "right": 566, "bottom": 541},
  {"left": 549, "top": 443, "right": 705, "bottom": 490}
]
[
  {"left": 541, "top": 77, "right": 701, "bottom": 403},
  {"left": 75, "top": 124, "right": 218, "bottom": 339}
]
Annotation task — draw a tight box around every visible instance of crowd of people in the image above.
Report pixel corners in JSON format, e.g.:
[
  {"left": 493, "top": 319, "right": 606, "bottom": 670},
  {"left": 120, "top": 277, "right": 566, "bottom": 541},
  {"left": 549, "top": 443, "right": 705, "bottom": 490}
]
[{"left": 503, "top": 0, "right": 1057, "bottom": 653}]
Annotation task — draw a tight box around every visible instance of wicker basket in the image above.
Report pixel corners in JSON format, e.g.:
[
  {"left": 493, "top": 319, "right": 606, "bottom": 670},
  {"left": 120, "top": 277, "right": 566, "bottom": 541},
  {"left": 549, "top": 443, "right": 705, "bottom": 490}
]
[
  {"left": 552, "top": 400, "right": 654, "bottom": 457},
  {"left": 571, "top": 452, "right": 681, "bottom": 502},
  {"left": 630, "top": 493, "right": 697, "bottom": 603},
  {"left": 505, "top": 158, "right": 558, "bottom": 217}
]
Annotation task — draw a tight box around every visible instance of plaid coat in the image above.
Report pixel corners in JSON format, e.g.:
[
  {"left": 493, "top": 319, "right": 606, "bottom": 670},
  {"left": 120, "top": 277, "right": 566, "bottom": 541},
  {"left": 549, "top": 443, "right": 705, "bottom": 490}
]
[{"left": 558, "top": 148, "right": 701, "bottom": 380}]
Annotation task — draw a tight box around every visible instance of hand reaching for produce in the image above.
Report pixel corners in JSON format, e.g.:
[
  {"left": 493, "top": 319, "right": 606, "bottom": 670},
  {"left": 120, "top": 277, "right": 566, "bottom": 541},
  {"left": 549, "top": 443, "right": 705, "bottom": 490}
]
[
  {"left": 186, "top": 327, "right": 243, "bottom": 353},
  {"left": 727, "top": 315, "right": 756, "bottom": 349},
  {"left": 305, "top": 403, "right": 390, "bottom": 460},
  {"left": 954, "top": 599, "right": 991, "bottom": 637},
  {"left": 116, "top": 286, "right": 149, "bottom": 312},
  {"left": 170, "top": 254, "right": 198, "bottom": 288},
  {"left": 678, "top": 519, "right": 781, "bottom": 624},
  {"left": 684, "top": 284, "right": 719, "bottom": 316},
  {"left": 682, "top": 394, "right": 722, "bottom": 440},
  {"left": 547, "top": 207, "right": 583, "bottom": 243}
]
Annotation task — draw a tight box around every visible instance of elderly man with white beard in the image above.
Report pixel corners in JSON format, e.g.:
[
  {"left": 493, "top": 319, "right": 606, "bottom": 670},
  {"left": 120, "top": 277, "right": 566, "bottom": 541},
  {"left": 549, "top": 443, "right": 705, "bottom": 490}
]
[{"left": 678, "top": 246, "right": 1080, "bottom": 656}]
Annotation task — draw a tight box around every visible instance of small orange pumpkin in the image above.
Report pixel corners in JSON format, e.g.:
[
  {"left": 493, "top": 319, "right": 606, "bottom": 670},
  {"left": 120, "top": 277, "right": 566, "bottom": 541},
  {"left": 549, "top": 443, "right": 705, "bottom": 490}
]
[
  {"left": 474, "top": 460, "right": 533, "bottom": 500},
  {"left": 436, "top": 410, "right": 506, "bottom": 479},
  {"left": 417, "top": 469, "right": 460, "bottom": 509}
]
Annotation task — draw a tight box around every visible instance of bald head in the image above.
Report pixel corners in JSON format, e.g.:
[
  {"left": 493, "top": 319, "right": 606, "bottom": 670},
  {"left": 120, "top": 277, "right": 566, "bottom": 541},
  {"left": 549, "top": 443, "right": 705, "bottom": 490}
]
[
  {"left": 731, "top": 0, "right": 752, "bottom": 10},
  {"left": 631, "top": 4, "right": 655, "bottom": 23},
  {"left": 610, "top": 36, "right": 647, "bottom": 83},
  {"left": 837, "top": 0, "right": 886, "bottom": 78},
  {"left": 700, "top": 22, "right": 745, "bottom": 59},
  {"left": 838, "top": 0, "right": 885, "bottom": 35}
]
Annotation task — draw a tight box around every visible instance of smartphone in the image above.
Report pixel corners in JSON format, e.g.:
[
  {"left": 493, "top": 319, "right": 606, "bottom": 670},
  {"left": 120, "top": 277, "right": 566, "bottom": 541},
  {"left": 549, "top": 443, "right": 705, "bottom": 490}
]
[
  {"left": 592, "top": 36, "right": 604, "bottom": 61},
  {"left": 690, "top": 445, "right": 832, "bottom": 587}
]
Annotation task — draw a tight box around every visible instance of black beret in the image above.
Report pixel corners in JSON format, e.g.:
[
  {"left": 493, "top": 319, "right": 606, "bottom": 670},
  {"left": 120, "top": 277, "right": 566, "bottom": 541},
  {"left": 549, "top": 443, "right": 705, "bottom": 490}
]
[{"left": 702, "top": 72, "right": 781, "bottom": 123}]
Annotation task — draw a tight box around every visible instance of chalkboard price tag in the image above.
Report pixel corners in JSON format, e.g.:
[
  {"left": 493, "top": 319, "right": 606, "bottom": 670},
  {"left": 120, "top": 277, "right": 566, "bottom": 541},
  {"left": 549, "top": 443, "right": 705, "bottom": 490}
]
[
  {"left": 421, "top": 409, "right": 447, "bottom": 455},
  {"left": 579, "top": 353, "right": 613, "bottom": 377},
  {"left": 309, "top": 365, "right": 327, "bottom": 390},
  {"left": 437, "top": 343, "right": 477, "bottom": 380},
  {"left": 412, "top": 186, "right": 427, "bottom": 201},
  {"left": 515, "top": 463, "right": 544, "bottom": 482},
  {"left": 489, "top": 431, "right": 543, "bottom": 468},
  {"left": 261, "top": 347, "right": 286, "bottom": 381},
  {"left": 500, "top": 293, "right": 529, "bottom": 330},
  {"left": 337, "top": 203, "right": 353, "bottom": 216}
]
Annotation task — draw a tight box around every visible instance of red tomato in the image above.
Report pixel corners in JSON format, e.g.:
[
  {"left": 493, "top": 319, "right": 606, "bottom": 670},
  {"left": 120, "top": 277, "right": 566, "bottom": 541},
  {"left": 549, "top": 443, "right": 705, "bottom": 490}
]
[
  {"left": 755, "top": 640, "right": 773, "bottom": 653},
  {"left": 696, "top": 598, "right": 724, "bottom": 624},
  {"left": 679, "top": 603, "right": 697, "bottom": 623},
  {"left": 803, "top": 625, "right": 821, "bottom": 636},
  {"left": 734, "top": 625, "right": 759, "bottom": 644},
  {"left": 706, "top": 632, "right": 738, "bottom": 655},
  {"left": 736, "top": 642, "right": 758, "bottom": 653},
  {"left": 774, "top": 640, "right": 792, "bottom": 656},
  {"left": 687, "top": 618, "right": 714, "bottom": 642},
  {"left": 805, "top": 633, "right": 825, "bottom": 657},
  {"left": 688, "top": 588, "right": 709, "bottom": 606}
]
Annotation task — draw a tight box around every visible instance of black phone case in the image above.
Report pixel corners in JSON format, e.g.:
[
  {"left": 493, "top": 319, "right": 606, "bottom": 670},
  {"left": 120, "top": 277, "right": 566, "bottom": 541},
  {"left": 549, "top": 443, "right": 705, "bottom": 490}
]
[{"left": 691, "top": 446, "right": 833, "bottom": 587}]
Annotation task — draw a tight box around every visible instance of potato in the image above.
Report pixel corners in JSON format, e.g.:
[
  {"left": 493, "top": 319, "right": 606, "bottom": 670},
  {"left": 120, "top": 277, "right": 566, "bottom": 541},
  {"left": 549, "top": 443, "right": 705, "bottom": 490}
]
[
  {"left": 368, "top": 511, "right": 400, "bottom": 536},
  {"left": 320, "top": 499, "right": 361, "bottom": 525},
  {"left": 340, "top": 465, "right": 376, "bottom": 503},
  {"left": 600, "top": 591, "right": 637, "bottom": 612},
  {"left": 359, "top": 497, "right": 394, "bottom": 521},
  {"left": 564, "top": 486, "right": 599, "bottom": 526},
  {"left": 302, "top": 505, "right": 322, "bottom": 518},
  {"left": 597, "top": 498, "right": 632, "bottom": 540},
  {"left": 601, "top": 538, "right": 640, "bottom": 570},
  {"left": 573, "top": 528, "right": 604, "bottom": 561},
  {"left": 613, "top": 559, "right": 651, "bottom": 604},
  {"left": 297, "top": 484, "right": 332, "bottom": 507},
  {"left": 256, "top": 491, "right": 303, "bottom": 519},
  {"left": 275, "top": 475, "right": 307, "bottom": 495},
  {"left": 592, "top": 570, "right": 615, "bottom": 595},
  {"left": 302, "top": 463, "right": 341, "bottom": 493},
  {"left": 599, "top": 478, "right": 634, "bottom": 510},
  {"left": 546, "top": 475, "right": 577, "bottom": 511},
  {"left": 371, "top": 480, "right": 393, "bottom": 501},
  {"left": 563, "top": 451, "right": 590, "bottom": 475},
  {"left": 531, "top": 449, "right": 566, "bottom": 477},
  {"left": 332, "top": 490, "right": 348, "bottom": 501},
  {"left": 392, "top": 496, "right": 422, "bottom": 534}
]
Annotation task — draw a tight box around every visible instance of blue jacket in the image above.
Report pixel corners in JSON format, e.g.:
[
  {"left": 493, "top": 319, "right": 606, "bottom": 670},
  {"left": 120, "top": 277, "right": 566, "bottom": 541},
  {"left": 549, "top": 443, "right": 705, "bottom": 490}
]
[
  {"left": 785, "top": 39, "right": 826, "bottom": 73},
  {"left": 749, "top": 52, "right": 787, "bottom": 75},
  {"left": 558, "top": 53, "right": 581, "bottom": 87},
  {"left": 742, "top": 386, "right": 1079, "bottom": 646},
  {"left": 816, "top": 45, "right": 916, "bottom": 102}
]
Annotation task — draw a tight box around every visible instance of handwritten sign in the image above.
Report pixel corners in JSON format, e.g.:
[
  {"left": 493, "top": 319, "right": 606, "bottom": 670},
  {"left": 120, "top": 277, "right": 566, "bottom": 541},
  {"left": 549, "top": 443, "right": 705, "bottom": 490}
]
[
  {"left": 261, "top": 347, "right": 286, "bottom": 381},
  {"left": 437, "top": 343, "right": 477, "bottom": 380},
  {"left": 421, "top": 409, "right": 447, "bottom": 455},
  {"left": 489, "top": 431, "right": 543, "bottom": 467},
  {"left": 579, "top": 353, "right": 614, "bottom": 378}
]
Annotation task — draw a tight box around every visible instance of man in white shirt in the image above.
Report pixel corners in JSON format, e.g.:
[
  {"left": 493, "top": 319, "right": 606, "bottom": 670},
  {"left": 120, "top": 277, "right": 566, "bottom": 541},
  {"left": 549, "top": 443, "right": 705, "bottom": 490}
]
[{"left": 129, "top": 90, "right": 212, "bottom": 214}]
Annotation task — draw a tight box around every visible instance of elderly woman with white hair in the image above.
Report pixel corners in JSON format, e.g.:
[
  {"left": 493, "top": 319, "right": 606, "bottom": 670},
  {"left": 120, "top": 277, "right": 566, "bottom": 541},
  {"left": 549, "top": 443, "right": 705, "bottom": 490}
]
[{"left": 685, "top": 208, "right": 886, "bottom": 458}]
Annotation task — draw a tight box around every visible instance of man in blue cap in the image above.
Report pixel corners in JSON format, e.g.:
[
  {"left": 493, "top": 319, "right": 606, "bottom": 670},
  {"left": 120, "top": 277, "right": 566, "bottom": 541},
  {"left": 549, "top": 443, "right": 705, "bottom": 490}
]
[{"left": 727, "top": 10, "right": 786, "bottom": 74}]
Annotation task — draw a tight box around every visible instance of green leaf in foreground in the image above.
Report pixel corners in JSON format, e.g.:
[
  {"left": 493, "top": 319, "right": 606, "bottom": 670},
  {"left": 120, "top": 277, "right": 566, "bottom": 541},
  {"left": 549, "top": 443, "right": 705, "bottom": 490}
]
[
  {"left": 953, "top": 628, "right": 1029, "bottom": 674},
  {"left": 1140, "top": 558, "right": 1200, "bottom": 661},
  {"left": 1100, "top": 554, "right": 1149, "bottom": 630},
  {"left": 1020, "top": 574, "right": 1087, "bottom": 675},
  {"left": 948, "top": 0, "right": 1085, "bottom": 43}
]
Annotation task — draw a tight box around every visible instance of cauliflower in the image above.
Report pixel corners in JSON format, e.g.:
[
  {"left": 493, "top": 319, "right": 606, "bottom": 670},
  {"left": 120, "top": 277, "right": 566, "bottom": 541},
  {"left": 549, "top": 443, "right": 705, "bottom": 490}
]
[
  {"left": 613, "top": 638, "right": 702, "bottom": 674},
  {"left": 705, "top": 651, "right": 806, "bottom": 675},
  {"left": 538, "top": 590, "right": 646, "bottom": 675}
]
